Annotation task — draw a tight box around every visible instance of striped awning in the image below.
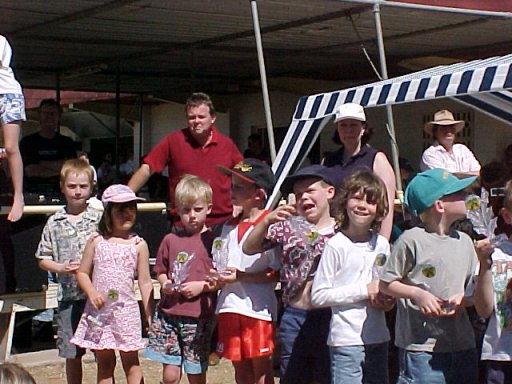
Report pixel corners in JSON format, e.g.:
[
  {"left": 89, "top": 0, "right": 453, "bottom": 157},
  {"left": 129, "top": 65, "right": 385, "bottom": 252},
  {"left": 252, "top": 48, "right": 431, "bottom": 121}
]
[{"left": 269, "top": 53, "right": 512, "bottom": 206}]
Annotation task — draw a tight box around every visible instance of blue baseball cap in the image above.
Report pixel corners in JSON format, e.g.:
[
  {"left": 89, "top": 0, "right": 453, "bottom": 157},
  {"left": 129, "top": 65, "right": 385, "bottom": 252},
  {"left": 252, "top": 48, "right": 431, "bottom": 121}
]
[
  {"left": 404, "top": 168, "right": 477, "bottom": 216},
  {"left": 281, "top": 164, "right": 338, "bottom": 194}
]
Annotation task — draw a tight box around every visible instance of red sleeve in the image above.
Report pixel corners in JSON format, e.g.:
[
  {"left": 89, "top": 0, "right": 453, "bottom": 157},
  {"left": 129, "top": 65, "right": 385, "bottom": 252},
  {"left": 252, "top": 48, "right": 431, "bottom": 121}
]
[
  {"left": 231, "top": 141, "right": 243, "bottom": 164},
  {"left": 143, "top": 133, "right": 174, "bottom": 173}
]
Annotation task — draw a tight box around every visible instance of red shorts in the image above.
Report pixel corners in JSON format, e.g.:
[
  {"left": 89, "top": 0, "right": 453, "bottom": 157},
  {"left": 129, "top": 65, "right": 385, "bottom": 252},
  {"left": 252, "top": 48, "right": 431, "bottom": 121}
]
[{"left": 216, "top": 313, "right": 275, "bottom": 362}]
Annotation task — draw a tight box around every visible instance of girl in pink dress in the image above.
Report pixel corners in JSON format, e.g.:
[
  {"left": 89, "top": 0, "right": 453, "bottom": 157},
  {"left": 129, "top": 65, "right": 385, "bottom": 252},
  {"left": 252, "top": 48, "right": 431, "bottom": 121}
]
[{"left": 72, "top": 184, "right": 153, "bottom": 384}]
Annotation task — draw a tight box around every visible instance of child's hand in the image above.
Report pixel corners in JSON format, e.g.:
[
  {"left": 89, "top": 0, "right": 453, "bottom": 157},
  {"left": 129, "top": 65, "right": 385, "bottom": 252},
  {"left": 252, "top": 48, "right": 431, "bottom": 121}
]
[
  {"left": 216, "top": 268, "right": 237, "bottom": 284},
  {"left": 439, "top": 292, "right": 464, "bottom": 317},
  {"left": 64, "top": 259, "right": 80, "bottom": 275},
  {"left": 412, "top": 288, "right": 444, "bottom": 316},
  {"left": 376, "top": 295, "right": 396, "bottom": 312},
  {"left": 161, "top": 280, "right": 176, "bottom": 295},
  {"left": 180, "top": 281, "right": 206, "bottom": 299},
  {"left": 474, "top": 239, "right": 494, "bottom": 270},
  {"left": 89, "top": 290, "right": 106, "bottom": 310},
  {"left": 266, "top": 205, "right": 296, "bottom": 225}
]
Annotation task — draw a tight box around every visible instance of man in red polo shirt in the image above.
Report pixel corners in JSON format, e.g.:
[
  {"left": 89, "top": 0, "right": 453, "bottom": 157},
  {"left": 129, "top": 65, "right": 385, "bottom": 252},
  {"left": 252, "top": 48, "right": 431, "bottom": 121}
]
[{"left": 128, "top": 92, "right": 243, "bottom": 227}]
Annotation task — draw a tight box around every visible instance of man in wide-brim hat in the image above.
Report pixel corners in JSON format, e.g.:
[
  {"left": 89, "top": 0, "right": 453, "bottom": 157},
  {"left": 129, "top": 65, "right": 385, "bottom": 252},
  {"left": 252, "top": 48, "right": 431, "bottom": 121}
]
[{"left": 420, "top": 109, "right": 481, "bottom": 177}]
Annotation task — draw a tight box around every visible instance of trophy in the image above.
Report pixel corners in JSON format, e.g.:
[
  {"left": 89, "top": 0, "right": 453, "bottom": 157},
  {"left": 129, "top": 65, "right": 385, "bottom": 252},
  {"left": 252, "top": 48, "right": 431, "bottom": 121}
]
[
  {"left": 207, "top": 238, "right": 232, "bottom": 279},
  {"left": 466, "top": 191, "right": 508, "bottom": 246},
  {"left": 288, "top": 215, "right": 319, "bottom": 245},
  {"left": 164, "top": 252, "right": 194, "bottom": 292},
  {"left": 85, "top": 289, "right": 124, "bottom": 343}
]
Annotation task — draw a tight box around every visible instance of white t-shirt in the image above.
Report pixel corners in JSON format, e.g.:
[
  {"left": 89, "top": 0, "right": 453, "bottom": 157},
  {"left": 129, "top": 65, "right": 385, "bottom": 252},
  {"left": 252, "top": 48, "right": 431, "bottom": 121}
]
[
  {"left": 311, "top": 231, "right": 391, "bottom": 347},
  {"left": 215, "top": 219, "right": 281, "bottom": 322},
  {"left": 420, "top": 142, "right": 481, "bottom": 173},
  {"left": 0, "top": 35, "right": 22, "bottom": 94},
  {"left": 479, "top": 241, "right": 512, "bottom": 361}
]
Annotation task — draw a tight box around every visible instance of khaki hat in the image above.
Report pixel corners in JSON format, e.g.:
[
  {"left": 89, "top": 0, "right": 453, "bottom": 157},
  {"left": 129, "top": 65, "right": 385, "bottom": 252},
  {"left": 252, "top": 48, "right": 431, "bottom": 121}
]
[{"left": 424, "top": 110, "right": 465, "bottom": 135}]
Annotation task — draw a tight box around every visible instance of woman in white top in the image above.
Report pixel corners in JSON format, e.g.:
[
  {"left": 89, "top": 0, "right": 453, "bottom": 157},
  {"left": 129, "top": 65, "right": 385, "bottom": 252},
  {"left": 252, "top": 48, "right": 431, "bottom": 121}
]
[{"left": 420, "top": 109, "right": 481, "bottom": 177}]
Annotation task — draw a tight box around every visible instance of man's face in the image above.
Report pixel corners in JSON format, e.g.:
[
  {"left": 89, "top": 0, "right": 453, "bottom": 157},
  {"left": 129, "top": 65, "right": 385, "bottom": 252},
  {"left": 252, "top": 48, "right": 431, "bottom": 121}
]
[
  {"left": 38, "top": 104, "right": 60, "bottom": 131},
  {"left": 186, "top": 104, "right": 216, "bottom": 138},
  {"left": 434, "top": 124, "right": 456, "bottom": 147}
]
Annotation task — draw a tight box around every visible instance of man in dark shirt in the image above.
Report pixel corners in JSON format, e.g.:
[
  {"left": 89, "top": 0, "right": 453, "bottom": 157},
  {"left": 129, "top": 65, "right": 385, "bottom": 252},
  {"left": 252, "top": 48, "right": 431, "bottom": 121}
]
[{"left": 20, "top": 99, "right": 76, "bottom": 196}]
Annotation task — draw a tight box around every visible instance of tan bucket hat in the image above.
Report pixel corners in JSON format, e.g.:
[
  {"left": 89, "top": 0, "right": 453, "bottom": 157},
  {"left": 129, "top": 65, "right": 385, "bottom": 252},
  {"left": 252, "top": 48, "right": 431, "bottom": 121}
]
[{"left": 424, "top": 110, "right": 465, "bottom": 135}]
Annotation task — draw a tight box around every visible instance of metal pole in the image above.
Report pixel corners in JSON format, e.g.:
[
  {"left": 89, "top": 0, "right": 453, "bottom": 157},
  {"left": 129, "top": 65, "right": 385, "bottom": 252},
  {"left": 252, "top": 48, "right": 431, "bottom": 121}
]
[
  {"left": 337, "top": 0, "right": 512, "bottom": 19},
  {"left": 56, "top": 72, "right": 61, "bottom": 133},
  {"left": 250, "top": 0, "right": 277, "bottom": 162},
  {"left": 115, "top": 60, "right": 121, "bottom": 177},
  {"left": 138, "top": 94, "right": 144, "bottom": 167},
  {"left": 372, "top": 3, "right": 403, "bottom": 199}
]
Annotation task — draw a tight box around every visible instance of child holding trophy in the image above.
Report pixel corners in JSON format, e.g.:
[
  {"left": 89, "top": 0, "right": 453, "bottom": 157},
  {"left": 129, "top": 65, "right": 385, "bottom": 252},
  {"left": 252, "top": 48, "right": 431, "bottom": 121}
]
[
  {"left": 145, "top": 174, "right": 219, "bottom": 384},
  {"left": 214, "top": 159, "right": 280, "bottom": 384},
  {"left": 71, "top": 184, "right": 153, "bottom": 384}
]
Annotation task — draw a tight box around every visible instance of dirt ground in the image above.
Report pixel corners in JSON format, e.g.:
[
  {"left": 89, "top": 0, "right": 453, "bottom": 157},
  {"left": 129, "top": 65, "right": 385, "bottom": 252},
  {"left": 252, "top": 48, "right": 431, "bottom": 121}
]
[{"left": 25, "top": 353, "right": 238, "bottom": 383}]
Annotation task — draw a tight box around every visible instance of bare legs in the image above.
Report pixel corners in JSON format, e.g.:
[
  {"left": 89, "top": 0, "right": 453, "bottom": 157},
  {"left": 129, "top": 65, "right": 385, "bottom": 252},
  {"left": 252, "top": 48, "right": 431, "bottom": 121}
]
[
  {"left": 66, "top": 357, "right": 83, "bottom": 384},
  {"left": 233, "top": 356, "right": 274, "bottom": 384},
  {"left": 162, "top": 364, "right": 206, "bottom": 384},
  {"left": 95, "top": 349, "right": 144, "bottom": 384},
  {"left": 3, "top": 122, "right": 24, "bottom": 222}
]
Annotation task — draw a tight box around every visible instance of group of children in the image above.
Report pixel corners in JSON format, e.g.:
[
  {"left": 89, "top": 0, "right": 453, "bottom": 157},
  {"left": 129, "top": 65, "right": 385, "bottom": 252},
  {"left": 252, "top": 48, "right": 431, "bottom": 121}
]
[
  {"left": 33, "top": 150, "right": 512, "bottom": 384},
  {"left": 3, "top": 30, "right": 511, "bottom": 384}
]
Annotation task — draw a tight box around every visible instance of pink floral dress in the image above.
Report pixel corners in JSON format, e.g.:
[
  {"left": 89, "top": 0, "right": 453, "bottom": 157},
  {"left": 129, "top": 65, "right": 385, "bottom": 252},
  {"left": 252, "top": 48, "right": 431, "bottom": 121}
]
[{"left": 71, "top": 234, "right": 145, "bottom": 351}]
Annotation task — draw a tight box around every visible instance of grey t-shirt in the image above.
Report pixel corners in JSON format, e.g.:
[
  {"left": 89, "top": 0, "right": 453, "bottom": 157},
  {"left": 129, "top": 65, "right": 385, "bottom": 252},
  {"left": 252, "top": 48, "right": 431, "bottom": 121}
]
[{"left": 382, "top": 226, "right": 478, "bottom": 352}]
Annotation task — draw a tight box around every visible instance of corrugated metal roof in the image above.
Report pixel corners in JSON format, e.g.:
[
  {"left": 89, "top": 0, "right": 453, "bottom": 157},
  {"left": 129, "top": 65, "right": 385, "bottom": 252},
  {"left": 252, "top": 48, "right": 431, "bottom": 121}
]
[{"left": 2, "top": 0, "right": 511, "bottom": 98}]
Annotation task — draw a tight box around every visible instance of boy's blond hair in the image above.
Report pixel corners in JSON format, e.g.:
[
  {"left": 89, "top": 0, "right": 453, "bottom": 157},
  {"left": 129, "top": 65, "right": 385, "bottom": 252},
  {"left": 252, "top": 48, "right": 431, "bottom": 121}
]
[
  {"left": 175, "top": 174, "right": 212, "bottom": 208},
  {"left": 503, "top": 179, "right": 512, "bottom": 212},
  {"left": 60, "top": 158, "right": 94, "bottom": 185}
]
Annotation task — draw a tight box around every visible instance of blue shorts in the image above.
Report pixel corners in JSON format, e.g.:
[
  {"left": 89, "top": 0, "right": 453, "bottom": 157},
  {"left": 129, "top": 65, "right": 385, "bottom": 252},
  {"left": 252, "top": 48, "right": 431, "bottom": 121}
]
[
  {"left": 0, "top": 93, "right": 26, "bottom": 125},
  {"left": 56, "top": 300, "right": 86, "bottom": 359},
  {"left": 144, "top": 311, "right": 212, "bottom": 374},
  {"left": 397, "top": 348, "right": 478, "bottom": 384}
]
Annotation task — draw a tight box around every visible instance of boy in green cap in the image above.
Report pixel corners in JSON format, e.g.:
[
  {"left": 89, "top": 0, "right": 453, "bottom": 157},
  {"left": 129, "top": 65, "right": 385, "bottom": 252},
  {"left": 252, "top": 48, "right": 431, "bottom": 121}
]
[{"left": 380, "top": 168, "right": 493, "bottom": 384}]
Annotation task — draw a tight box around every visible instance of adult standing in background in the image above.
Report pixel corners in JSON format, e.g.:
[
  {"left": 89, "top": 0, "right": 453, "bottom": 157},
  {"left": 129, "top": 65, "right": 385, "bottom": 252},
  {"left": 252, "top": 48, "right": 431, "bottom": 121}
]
[
  {"left": 20, "top": 99, "right": 76, "bottom": 197},
  {"left": 322, "top": 102, "right": 396, "bottom": 239},
  {"left": 128, "top": 92, "right": 243, "bottom": 227},
  {"left": 420, "top": 109, "right": 481, "bottom": 177}
]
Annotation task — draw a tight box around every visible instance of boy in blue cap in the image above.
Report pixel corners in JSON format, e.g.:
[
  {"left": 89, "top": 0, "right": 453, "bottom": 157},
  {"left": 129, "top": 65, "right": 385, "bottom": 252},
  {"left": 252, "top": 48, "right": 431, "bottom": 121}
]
[{"left": 380, "top": 168, "right": 493, "bottom": 384}]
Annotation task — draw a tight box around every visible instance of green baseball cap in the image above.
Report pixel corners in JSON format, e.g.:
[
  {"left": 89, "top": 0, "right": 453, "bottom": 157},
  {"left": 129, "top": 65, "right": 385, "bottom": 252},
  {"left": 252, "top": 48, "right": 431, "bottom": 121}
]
[{"left": 404, "top": 168, "right": 477, "bottom": 216}]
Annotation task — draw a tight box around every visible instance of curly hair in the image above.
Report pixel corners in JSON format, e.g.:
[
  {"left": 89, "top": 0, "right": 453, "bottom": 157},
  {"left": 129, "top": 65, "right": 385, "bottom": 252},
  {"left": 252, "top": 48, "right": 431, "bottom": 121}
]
[{"left": 334, "top": 169, "right": 389, "bottom": 233}]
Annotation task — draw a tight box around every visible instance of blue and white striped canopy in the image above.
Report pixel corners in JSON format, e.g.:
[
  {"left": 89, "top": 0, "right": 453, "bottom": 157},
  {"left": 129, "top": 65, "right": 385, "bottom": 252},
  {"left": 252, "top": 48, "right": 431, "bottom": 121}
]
[{"left": 269, "top": 53, "right": 512, "bottom": 206}]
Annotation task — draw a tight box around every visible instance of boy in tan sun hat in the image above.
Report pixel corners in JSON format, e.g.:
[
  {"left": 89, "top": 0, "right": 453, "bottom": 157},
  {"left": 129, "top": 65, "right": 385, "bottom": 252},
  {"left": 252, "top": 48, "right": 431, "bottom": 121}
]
[{"left": 420, "top": 109, "right": 481, "bottom": 177}]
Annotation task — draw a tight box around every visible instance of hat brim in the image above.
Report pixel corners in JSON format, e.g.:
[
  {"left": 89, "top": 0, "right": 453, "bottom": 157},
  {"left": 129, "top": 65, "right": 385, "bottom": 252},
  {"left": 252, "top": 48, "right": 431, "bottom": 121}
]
[
  {"left": 423, "top": 120, "right": 465, "bottom": 136},
  {"left": 334, "top": 115, "right": 366, "bottom": 123},
  {"left": 443, "top": 174, "right": 477, "bottom": 196},
  {"left": 103, "top": 196, "right": 145, "bottom": 206},
  {"left": 217, "top": 165, "right": 256, "bottom": 185},
  {"left": 280, "top": 173, "right": 324, "bottom": 194}
]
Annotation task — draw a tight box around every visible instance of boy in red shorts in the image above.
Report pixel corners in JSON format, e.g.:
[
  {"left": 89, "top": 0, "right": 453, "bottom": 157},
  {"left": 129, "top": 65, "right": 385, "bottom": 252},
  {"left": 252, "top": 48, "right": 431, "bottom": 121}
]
[{"left": 214, "top": 158, "right": 280, "bottom": 384}]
